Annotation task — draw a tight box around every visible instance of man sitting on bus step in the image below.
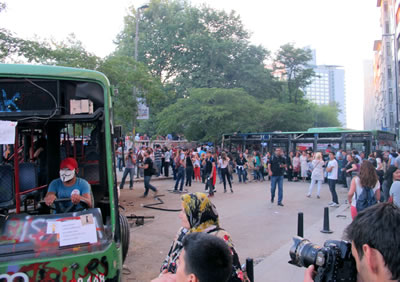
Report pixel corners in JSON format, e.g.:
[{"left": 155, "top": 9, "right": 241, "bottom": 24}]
[{"left": 44, "top": 157, "right": 92, "bottom": 212}]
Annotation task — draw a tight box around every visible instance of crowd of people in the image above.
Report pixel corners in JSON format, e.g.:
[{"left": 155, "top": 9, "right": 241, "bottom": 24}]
[
  {"left": 113, "top": 141, "right": 400, "bottom": 282},
  {"left": 116, "top": 141, "right": 400, "bottom": 209}
]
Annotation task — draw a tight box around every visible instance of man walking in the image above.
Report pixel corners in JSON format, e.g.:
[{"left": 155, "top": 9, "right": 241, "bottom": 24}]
[
  {"left": 140, "top": 150, "right": 158, "bottom": 197},
  {"left": 268, "top": 147, "right": 286, "bottom": 206},
  {"left": 326, "top": 151, "right": 339, "bottom": 207}
]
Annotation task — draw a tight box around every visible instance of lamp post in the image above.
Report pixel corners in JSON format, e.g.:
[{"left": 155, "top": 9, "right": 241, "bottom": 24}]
[
  {"left": 134, "top": 4, "right": 149, "bottom": 62},
  {"left": 133, "top": 4, "right": 149, "bottom": 141}
]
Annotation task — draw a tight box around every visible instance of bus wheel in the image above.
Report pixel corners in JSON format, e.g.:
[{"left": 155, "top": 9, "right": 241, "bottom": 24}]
[{"left": 119, "top": 213, "right": 130, "bottom": 262}]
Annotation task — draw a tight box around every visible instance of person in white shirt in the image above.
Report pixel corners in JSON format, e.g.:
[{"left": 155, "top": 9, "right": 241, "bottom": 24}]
[
  {"left": 307, "top": 152, "right": 325, "bottom": 198},
  {"left": 326, "top": 152, "right": 339, "bottom": 207}
]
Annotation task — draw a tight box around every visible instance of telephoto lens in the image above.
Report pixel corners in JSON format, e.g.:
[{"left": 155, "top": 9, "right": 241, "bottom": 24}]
[
  {"left": 289, "top": 236, "right": 326, "bottom": 268},
  {"left": 288, "top": 236, "right": 357, "bottom": 282}
]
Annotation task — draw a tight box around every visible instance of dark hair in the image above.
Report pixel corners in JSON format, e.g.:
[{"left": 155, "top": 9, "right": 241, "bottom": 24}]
[
  {"left": 344, "top": 203, "right": 400, "bottom": 280},
  {"left": 359, "top": 160, "right": 378, "bottom": 188},
  {"left": 182, "top": 232, "right": 232, "bottom": 282},
  {"left": 384, "top": 166, "right": 399, "bottom": 189}
]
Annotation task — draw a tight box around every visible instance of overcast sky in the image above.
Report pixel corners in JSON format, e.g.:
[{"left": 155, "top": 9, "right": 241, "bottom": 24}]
[{"left": 0, "top": 0, "right": 381, "bottom": 129}]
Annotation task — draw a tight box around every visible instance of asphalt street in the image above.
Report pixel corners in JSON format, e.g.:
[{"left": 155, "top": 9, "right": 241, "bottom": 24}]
[{"left": 117, "top": 172, "right": 352, "bottom": 282}]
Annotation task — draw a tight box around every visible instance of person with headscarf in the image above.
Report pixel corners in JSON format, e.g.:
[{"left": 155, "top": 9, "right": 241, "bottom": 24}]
[{"left": 160, "top": 192, "right": 245, "bottom": 282}]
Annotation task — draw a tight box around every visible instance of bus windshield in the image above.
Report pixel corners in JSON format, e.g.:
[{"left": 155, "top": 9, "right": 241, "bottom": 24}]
[{"left": 0, "top": 73, "right": 116, "bottom": 260}]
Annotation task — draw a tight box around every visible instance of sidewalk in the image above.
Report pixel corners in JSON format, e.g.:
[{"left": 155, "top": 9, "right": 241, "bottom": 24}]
[{"left": 254, "top": 203, "right": 352, "bottom": 282}]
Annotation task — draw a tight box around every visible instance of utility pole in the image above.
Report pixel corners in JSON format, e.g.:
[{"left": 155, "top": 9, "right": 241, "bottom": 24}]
[{"left": 133, "top": 4, "right": 149, "bottom": 142}]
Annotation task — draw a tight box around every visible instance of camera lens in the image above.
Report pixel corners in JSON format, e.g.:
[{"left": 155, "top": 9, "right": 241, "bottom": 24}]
[{"left": 289, "top": 237, "right": 326, "bottom": 268}]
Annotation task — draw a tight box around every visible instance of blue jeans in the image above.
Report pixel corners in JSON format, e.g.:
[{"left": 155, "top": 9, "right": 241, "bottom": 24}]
[
  {"left": 237, "top": 169, "right": 246, "bottom": 183},
  {"left": 144, "top": 175, "right": 157, "bottom": 196},
  {"left": 120, "top": 167, "right": 135, "bottom": 189},
  {"left": 174, "top": 167, "right": 185, "bottom": 191},
  {"left": 328, "top": 179, "right": 338, "bottom": 204},
  {"left": 271, "top": 175, "right": 284, "bottom": 204},
  {"left": 156, "top": 162, "right": 162, "bottom": 177},
  {"left": 117, "top": 157, "right": 123, "bottom": 171}
]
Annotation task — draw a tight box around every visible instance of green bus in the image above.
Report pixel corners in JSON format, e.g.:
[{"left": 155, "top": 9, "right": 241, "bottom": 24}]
[
  {"left": 0, "top": 64, "right": 129, "bottom": 281},
  {"left": 222, "top": 127, "right": 397, "bottom": 155}
]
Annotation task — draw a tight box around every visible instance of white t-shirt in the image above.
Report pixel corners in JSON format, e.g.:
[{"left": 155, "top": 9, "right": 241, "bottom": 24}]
[
  {"left": 327, "top": 159, "right": 338, "bottom": 180},
  {"left": 351, "top": 177, "right": 380, "bottom": 207},
  {"left": 219, "top": 159, "right": 229, "bottom": 169},
  {"left": 390, "top": 181, "right": 400, "bottom": 208}
]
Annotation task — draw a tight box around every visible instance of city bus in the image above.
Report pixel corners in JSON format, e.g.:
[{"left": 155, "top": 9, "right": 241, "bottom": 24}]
[
  {"left": 222, "top": 127, "right": 397, "bottom": 155},
  {"left": 0, "top": 64, "right": 129, "bottom": 281}
]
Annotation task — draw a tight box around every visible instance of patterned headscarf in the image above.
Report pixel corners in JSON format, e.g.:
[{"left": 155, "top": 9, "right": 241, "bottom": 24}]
[{"left": 181, "top": 192, "right": 219, "bottom": 233}]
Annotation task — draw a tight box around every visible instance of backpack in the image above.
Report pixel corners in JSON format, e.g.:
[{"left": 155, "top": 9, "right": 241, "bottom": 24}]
[{"left": 355, "top": 187, "right": 377, "bottom": 212}]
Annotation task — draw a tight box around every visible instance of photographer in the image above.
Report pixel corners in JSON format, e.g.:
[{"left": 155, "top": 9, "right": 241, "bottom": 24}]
[
  {"left": 119, "top": 148, "right": 136, "bottom": 190},
  {"left": 304, "top": 203, "right": 400, "bottom": 282}
]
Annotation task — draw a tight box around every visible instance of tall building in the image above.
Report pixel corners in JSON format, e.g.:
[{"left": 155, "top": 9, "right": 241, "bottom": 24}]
[
  {"left": 364, "top": 60, "right": 376, "bottom": 130},
  {"left": 303, "top": 51, "right": 347, "bottom": 127},
  {"left": 373, "top": 0, "right": 398, "bottom": 133}
]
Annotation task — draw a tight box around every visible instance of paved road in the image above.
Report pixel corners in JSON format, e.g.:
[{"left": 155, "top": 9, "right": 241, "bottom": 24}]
[{"left": 119, "top": 176, "right": 352, "bottom": 282}]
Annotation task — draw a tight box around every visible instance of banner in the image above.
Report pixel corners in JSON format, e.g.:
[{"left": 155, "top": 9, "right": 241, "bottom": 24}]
[{"left": 137, "top": 97, "right": 149, "bottom": 120}]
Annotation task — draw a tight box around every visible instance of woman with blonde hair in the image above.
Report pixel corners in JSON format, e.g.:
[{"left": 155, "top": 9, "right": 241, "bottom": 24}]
[{"left": 307, "top": 152, "right": 325, "bottom": 198}]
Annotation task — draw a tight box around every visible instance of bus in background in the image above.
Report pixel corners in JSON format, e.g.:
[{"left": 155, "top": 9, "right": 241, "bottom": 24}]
[{"left": 0, "top": 64, "right": 129, "bottom": 281}]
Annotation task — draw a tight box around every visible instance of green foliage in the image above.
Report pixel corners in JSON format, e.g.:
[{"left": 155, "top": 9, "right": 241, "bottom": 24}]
[
  {"left": 115, "top": 0, "right": 276, "bottom": 100},
  {"left": 312, "top": 103, "right": 342, "bottom": 127},
  {"left": 157, "top": 88, "right": 264, "bottom": 141},
  {"left": 273, "top": 43, "right": 316, "bottom": 104},
  {"left": 0, "top": 0, "right": 341, "bottom": 140}
]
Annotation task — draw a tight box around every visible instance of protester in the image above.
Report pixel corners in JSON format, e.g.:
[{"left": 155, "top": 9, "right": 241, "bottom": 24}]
[
  {"left": 292, "top": 151, "right": 300, "bottom": 181},
  {"left": 389, "top": 167, "right": 400, "bottom": 207},
  {"left": 300, "top": 151, "right": 308, "bottom": 182},
  {"left": 307, "top": 152, "right": 324, "bottom": 199},
  {"left": 304, "top": 203, "right": 400, "bottom": 282},
  {"left": 160, "top": 192, "right": 244, "bottom": 282},
  {"left": 119, "top": 148, "right": 136, "bottom": 190},
  {"left": 348, "top": 160, "right": 380, "bottom": 219},
  {"left": 164, "top": 147, "right": 171, "bottom": 177},
  {"left": 219, "top": 152, "right": 233, "bottom": 193},
  {"left": 44, "top": 158, "right": 92, "bottom": 212},
  {"left": 140, "top": 150, "right": 158, "bottom": 197},
  {"left": 343, "top": 154, "right": 357, "bottom": 189},
  {"left": 268, "top": 147, "right": 286, "bottom": 206},
  {"left": 174, "top": 149, "right": 186, "bottom": 193},
  {"left": 203, "top": 151, "right": 216, "bottom": 197},
  {"left": 193, "top": 153, "right": 201, "bottom": 182},
  {"left": 152, "top": 232, "right": 233, "bottom": 282},
  {"left": 326, "top": 152, "right": 339, "bottom": 207},
  {"left": 235, "top": 153, "right": 248, "bottom": 184},
  {"left": 286, "top": 151, "right": 294, "bottom": 182},
  {"left": 185, "top": 150, "right": 194, "bottom": 187},
  {"left": 154, "top": 144, "right": 162, "bottom": 177}
]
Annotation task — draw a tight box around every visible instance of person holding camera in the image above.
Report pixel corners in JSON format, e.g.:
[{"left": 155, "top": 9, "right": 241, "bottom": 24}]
[
  {"left": 268, "top": 147, "right": 286, "bottom": 206},
  {"left": 304, "top": 203, "right": 400, "bottom": 282},
  {"left": 119, "top": 148, "right": 136, "bottom": 190}
]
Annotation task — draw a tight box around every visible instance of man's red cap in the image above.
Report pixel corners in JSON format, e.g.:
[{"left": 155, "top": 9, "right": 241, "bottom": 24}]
[{"left": 60, "top": 158, "right": 78, "bottom": 170}]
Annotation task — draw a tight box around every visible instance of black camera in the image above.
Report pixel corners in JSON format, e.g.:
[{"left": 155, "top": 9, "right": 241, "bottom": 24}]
[{"left": 289, "top": 236, "right": 357, "bottom": 282}]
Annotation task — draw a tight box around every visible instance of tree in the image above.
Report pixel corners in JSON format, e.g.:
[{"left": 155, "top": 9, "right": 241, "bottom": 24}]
[
  {"left": 157, "top": 88, "right": 264, "bottom": 142},
  {"left": 115, "top": 0, "right": 276, "bottom": 100},
  {"left": 312, "top": 103, "right": 342, "bottom": 127},
  {"left": 273, "top": 43, "right": 315, "bottom": 104}
]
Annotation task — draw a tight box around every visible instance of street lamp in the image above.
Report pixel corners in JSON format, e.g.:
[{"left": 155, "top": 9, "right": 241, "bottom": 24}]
[
  {"left": 134, "top": 4, "right": 149, "bottom": 62},
  {"left": 132, "top": 4, "right": 149, "bottom": 141}
]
